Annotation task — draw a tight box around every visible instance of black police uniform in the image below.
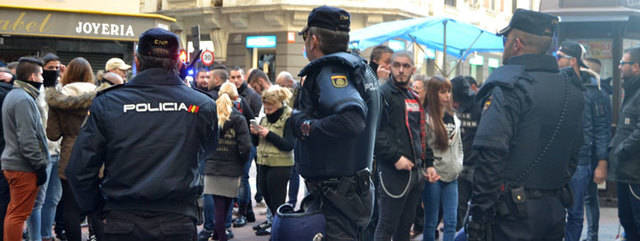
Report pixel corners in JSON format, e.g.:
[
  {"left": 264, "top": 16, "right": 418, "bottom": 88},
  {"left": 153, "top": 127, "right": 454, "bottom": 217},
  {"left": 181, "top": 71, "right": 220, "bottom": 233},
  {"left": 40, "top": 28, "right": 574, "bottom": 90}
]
[
  {"left": 468, "top": 53, "right": 584, "bottom": 241},
  {"left": 293, "top": 49, "right": 380, "bottom": 240},
  {"left": 66, "top": 28, "right": 218, "bottom": 241}
]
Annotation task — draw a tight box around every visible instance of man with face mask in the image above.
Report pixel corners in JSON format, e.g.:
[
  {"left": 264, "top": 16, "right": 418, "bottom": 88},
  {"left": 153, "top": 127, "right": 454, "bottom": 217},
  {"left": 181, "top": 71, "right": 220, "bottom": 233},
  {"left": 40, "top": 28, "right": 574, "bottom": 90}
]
[
  {"left": 608, "top": 47, "right": 640, "bottom": 240},
  {"left": 288, "top": 6, "right": 381, "bottom": 240},
  {"left": 467, "top": 9, "right": 584, "bottom": 241},
  {"left": 373, "top": 52, "right": 436, "bottom": 241}
]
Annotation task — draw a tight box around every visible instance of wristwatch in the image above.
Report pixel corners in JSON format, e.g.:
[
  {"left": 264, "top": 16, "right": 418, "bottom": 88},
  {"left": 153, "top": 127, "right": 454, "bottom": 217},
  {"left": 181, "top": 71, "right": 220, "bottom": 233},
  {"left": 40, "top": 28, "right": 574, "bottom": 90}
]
[{"left": 301, "top": 120, "right": 312, "bottom": 137}]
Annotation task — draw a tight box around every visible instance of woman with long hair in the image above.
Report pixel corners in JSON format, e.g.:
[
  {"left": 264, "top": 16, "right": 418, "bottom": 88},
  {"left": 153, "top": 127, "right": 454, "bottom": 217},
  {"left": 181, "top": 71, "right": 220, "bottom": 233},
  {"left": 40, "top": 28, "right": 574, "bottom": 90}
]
[
  {"left": 204, "top": 86, "right": 252, "bottom": 241},
  {"left": 45, "top": 57, "right": 100, "bottom": 241},
  {"left": 422, "top": 76, "right": 463, "bottom": 241},
  {"left": 251, "top": 85, "right": 294, "bottom": 236}
]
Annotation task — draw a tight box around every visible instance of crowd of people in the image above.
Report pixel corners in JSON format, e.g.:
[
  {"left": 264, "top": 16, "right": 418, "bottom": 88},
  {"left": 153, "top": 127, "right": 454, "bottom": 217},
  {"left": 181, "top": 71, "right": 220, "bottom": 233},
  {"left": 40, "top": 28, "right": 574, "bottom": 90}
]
[{"left": 0, "top": 5, "right": 639, "bottom": 241}]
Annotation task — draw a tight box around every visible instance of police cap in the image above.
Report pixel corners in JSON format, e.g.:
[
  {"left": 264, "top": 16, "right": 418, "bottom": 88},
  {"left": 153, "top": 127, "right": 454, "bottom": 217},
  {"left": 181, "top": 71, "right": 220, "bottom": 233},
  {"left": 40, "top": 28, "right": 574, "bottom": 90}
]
[
  {"left": 299, "top": 6, "right": 350, "bottom": 35},
  {"left": 498, "top": 9, "right": 559, "bottom": 37},
  {"left": 137, "top": 28, "right": 180, "bottom": 60}
]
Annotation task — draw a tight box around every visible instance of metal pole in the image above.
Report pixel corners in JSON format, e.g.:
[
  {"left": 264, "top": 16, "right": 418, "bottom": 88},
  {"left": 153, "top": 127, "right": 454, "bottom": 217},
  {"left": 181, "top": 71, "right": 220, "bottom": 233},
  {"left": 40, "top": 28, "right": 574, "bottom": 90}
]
[{"left": 443, "top": 20, "right": 448, "bottom": 77}]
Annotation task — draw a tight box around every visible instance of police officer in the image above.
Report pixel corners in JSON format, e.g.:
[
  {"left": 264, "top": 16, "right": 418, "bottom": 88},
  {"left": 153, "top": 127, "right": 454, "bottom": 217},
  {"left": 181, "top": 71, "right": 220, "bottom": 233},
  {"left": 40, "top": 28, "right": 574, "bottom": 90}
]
[
  {"left": 450, "top": 76, "right": 481, "bottom": 231},
  {"left": 290, "top": 5, "right": 380, "bottom": 241},
  {"left": 66, "top": 28, "right": 218, "bottom": 241},
  {"left": 467, "top": 9, "right": 584, "bottom": 241}
]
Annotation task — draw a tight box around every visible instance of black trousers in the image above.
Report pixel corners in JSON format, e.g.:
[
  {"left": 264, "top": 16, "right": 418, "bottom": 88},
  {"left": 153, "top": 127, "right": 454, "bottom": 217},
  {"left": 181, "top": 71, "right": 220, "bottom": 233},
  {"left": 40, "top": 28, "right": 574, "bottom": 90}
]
[
  {"left": 103, "top": 210, "right": 196, "bottom": 241},
  {"left": 257, "top": 165, "right": 291, "bottom": 215},
  {"left": 61, "top": 179, "right": 103, "bottom": 241},
  {"left": 493, "top": 195, "right": 566, "bottom": 241},
  {"left": 374, "top": 171, "right": 423, "bottom": 241},
  {"left": 0, "top": 172, "right": 9, "bottom": 241},
  {"left": 306, "top": 172, "right": 373, "bottom": 241},
  {"left": 457, "top": 168, "right": 473, "bottom": 231}
]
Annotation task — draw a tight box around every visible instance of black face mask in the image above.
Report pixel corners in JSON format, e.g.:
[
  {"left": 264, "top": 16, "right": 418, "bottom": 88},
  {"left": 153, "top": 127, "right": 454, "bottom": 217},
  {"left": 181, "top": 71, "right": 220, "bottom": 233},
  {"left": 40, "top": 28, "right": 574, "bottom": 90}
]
[{"left": 24, "top": 80, "right": 42, "bottom": 90}]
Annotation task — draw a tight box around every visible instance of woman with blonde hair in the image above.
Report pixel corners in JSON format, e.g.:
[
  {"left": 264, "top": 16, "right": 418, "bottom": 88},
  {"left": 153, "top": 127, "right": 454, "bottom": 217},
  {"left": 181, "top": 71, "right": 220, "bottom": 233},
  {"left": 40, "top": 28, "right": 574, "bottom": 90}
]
[
  {"left": 422, "top": 76, "right": 463, "bottom": 241},
  {"left": 203, "top": 89, "right": 251, "bottom": 241},
  {"left": 45, "top": 57, "right": 99, "bottom": 241},
  {"left": 251, "top": 85, "right": 294, "bottom": 236}
]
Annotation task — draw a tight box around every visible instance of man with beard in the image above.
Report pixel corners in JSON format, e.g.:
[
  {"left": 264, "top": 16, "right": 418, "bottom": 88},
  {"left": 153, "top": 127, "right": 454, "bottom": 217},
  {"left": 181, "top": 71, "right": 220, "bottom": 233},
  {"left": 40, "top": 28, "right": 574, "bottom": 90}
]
[
  {"left": 467, "top": 9, "right": 584, "bottom": 241},
  {"left": 556, "top": 41, "right": 611, "bottom": 241},
  {"left": 290, "top": 6, "right": 380, "bottom": 240},
  {"left": 608, "top": 47, "right": 640, "bottom": 240},
  {"left": 374, "top": 52, "right": 436, "bottom": 241},
  {"left": 194, "top": 68, "right": 211, "bottom": 91}
]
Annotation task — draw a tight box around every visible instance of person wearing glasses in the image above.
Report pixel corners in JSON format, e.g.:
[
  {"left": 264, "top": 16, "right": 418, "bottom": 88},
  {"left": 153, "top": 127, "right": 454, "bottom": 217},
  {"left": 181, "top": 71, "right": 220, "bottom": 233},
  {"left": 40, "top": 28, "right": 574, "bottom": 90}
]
[
  {"left": 467, "top": 9, "right": 584, "bottom": 241},
  {"left": 556, "top": 41, "right": 611, "bottom": 241},
  {"left": 289, "top": 6, "right": 381, "bottom": 241},
  {"left": 608, "top": 47, "right": 640, "bottom": 240}
]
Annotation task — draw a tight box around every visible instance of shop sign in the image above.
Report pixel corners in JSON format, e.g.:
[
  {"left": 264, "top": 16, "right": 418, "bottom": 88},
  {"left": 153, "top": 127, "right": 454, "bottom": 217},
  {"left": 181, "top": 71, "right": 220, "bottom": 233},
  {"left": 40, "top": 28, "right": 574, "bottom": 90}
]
[
  {"left": 488, "top": 58, "right": 500, "bottom": 68},
  {"left": 0, "top": 6, "right": 172, "bottom": 41},
  {"left": 469, "top": 55, "right": 484, "bottom": 65},
  {"left": 246, "top": 35, "right": 276, "bottom": 48}
]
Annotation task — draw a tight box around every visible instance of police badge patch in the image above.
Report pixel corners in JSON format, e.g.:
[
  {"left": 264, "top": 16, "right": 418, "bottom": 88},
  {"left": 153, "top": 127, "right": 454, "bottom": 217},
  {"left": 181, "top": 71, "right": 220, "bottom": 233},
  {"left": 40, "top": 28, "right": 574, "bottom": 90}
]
[
  {"left": 331, "top": 75, "right": 348, "bottom": 88},
  {"left": 483, "top": 96, "right": 492, "bottom": 112}
]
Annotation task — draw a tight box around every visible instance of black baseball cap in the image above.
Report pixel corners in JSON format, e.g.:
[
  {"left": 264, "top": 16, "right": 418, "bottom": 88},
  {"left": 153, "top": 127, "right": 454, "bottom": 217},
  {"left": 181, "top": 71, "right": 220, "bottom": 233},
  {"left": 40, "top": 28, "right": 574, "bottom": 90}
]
[
  {"left": 299, "top": 6, "right": 350, "bottom": 35},
  {"left": 558, "top": 41, "right": 588, "bottom": 68},
  {"left": 498, "top": 9, "right": 559, "bottom": 37},
  {"left": 137, "top": 28, "right": 180, "bottom": 59}
]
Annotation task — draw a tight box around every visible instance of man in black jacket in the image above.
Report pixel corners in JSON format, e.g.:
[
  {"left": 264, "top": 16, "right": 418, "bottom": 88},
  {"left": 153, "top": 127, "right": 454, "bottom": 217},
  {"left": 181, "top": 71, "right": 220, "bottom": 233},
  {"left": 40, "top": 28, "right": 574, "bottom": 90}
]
[
  {"left": 609, "top": 47, "right": 640, "bottom": 240},
  {"left": 374, "top": 52, "right": 436, "bottom": 241},
  {"left": 66, "top": 28, "right": 218, "bottom": 241},
  {"left": 468, "top": 9, "right": 584, "bottom": 241},
  {"left": 290, "top": 6, "right": 380, "bottom": 241}
]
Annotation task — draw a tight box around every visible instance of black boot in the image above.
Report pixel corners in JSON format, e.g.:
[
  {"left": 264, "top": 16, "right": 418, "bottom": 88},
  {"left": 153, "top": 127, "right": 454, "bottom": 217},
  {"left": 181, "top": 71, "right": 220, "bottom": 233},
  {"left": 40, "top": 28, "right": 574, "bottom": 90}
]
[{"left": 246, "top": 199, "right": 256, "bottom": 222}]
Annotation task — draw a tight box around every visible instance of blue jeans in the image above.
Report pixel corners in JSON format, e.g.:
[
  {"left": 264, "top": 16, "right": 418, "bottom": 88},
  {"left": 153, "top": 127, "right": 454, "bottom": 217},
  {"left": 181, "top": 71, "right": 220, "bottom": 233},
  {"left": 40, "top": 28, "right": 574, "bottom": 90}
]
[
  {"left": 26, "top": 157, "right": 54, "bottom": 241},
  {"left": 423, "top": 180, "right": 458, "bottom": 241},
  {"left": 617, "top": 182, "right": 640, "bottom": 241},
  {"left": 288, "top": 164, "right": 300, "bottom": 206},
  {"left": 203, "top": 194, "right": 232, "bottom": 231},
  {"left": 584, "top": 176, "right": 600, "bottom": 241},
  {"left": 565, "top": 164, "right": 592, "bottom": 241},
  {"left": 41, "top": 156, "right": 62, "bottom": 239},
  {"left": 237, "top": 147, "right": 255, "bottom": 206}
]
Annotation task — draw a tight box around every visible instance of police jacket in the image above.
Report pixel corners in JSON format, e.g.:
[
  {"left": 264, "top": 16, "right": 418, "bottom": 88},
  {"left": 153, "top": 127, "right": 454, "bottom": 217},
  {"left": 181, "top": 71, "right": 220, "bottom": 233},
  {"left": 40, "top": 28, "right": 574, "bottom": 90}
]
[
  {"left": 66, "top": 68, "right": 218, "bottom": 219},
  {"left": 563, "top": 68, "right": 611, "bottom": 166},
  {"left": 294, "top": 52, "right": 381, "bottom": 179},
  {"left": 609, "top": 76, "right": 640, "bottom": 184},
  {"left": 375, "top": 80, "right": 431, "bottom": 192},
  {"left": 205, "top": 110, "right": 251, "bottom": 177},
  {"left": 470, "top": 54, "right": 584, "bottom": 216},
  {"left": 456, "top": 96, "right": 481, "bottom": 167}
]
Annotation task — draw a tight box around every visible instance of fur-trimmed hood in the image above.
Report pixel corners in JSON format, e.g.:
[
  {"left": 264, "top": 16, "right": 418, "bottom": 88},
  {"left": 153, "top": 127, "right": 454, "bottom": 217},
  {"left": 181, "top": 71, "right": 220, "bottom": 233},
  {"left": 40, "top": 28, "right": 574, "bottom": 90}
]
[
  {"left": 580, "top": 67, "right": 601, "bottom": 90},
  {"left": 46, "top": 82, "right": 97, "bottom": 110}
]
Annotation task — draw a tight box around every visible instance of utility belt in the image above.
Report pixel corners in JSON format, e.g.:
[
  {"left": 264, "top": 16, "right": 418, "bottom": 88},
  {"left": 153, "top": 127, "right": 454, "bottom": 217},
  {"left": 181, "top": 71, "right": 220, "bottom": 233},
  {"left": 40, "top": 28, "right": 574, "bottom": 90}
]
[
  {"left": 305, "top": 168, "right": 372, "bottom": 195},
  {"left": 497, "top": 184, "right": 572, "bottom": 218},
  {"left": 304, "top": 168, "right": 373, "bottom": 228}
]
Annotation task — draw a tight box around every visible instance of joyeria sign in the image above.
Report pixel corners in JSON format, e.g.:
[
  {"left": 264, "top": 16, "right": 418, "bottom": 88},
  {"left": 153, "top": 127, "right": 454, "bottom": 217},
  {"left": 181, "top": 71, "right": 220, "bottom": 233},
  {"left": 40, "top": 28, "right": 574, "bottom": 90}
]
[{"left": 0, "top": 5, "right": 173, "bottom": 41}]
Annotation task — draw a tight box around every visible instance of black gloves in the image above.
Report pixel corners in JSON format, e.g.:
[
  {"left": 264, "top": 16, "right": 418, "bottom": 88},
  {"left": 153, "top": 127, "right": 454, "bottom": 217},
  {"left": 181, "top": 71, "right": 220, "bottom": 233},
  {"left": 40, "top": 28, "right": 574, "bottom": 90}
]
[
  {"left": 35, "top": 167, "right": 48, "bottom": 186},
  {"left": 42, "top": 70, "right": 59, "bottom": 88}
]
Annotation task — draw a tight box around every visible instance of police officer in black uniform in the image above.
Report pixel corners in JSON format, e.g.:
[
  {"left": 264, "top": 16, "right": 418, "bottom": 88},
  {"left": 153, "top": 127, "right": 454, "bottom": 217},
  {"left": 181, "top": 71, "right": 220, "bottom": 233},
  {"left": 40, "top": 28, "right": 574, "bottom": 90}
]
[
  {"left": 66, "top": 28, "right": 218, "bottom": 241},
  {"left": 467, "top": 9, "right": 584, "bottom": 241},
  {"left": 291, "top": 5, "right": 381, "bottom": 241}
]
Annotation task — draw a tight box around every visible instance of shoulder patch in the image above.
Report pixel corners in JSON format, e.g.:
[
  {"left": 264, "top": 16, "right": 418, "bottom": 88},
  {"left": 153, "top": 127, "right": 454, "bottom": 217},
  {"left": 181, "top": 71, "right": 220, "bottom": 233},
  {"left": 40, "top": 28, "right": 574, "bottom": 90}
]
[
  {"left": 96, "top": 84, "right": 124, "bottom": 96},
  {"left": 482, "top": 96, "right": 492, "bottom": 112},
  {"left": 331, "top": 75, "right": 348, "bottom": 88}
]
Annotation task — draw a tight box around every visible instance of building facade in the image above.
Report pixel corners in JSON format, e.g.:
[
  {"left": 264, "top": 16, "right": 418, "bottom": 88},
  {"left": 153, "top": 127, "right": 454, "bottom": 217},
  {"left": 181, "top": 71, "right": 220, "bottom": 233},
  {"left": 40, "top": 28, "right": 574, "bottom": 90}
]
[
  {"left": 0, "top": 1, "right": 173, "bottom": 72},
  {"left": 142, "top": 0, "right": 538, "bottom": 81}
]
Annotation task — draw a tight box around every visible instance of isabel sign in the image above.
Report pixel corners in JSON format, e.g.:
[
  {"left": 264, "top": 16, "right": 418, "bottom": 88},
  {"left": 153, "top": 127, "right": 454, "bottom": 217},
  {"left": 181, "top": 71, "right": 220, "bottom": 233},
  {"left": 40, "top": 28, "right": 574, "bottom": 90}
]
[{"left": 0, "top": 6, "right": 173, "bottom": 41}]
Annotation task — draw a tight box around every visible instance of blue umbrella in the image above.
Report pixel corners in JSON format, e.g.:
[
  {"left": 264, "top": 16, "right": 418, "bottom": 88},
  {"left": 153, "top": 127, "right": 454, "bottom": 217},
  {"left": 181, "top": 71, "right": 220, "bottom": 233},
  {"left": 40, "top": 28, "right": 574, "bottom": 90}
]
[{"left": 350, "top": 16, "right": 504, "bottom": 75}]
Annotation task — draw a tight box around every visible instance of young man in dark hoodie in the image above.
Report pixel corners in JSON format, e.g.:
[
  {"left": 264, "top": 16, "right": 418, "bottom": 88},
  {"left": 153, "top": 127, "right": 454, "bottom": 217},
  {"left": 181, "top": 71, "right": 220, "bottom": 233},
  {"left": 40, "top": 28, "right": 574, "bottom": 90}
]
[{"left": 2, "top": 57, "right": 50, "bottom": 241}]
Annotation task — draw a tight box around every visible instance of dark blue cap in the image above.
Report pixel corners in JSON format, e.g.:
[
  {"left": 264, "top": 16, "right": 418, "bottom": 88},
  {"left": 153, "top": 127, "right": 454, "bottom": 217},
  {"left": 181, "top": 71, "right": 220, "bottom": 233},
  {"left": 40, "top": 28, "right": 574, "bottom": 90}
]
[
  {"left": 498, "top": 9, "right": 559, "bottom": 37},
  {"left": 137, "top": 28, "right": 180, "bottom": 59},
  {"left": 299, "top": 6, "right": 350, "bottom": 34}
]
